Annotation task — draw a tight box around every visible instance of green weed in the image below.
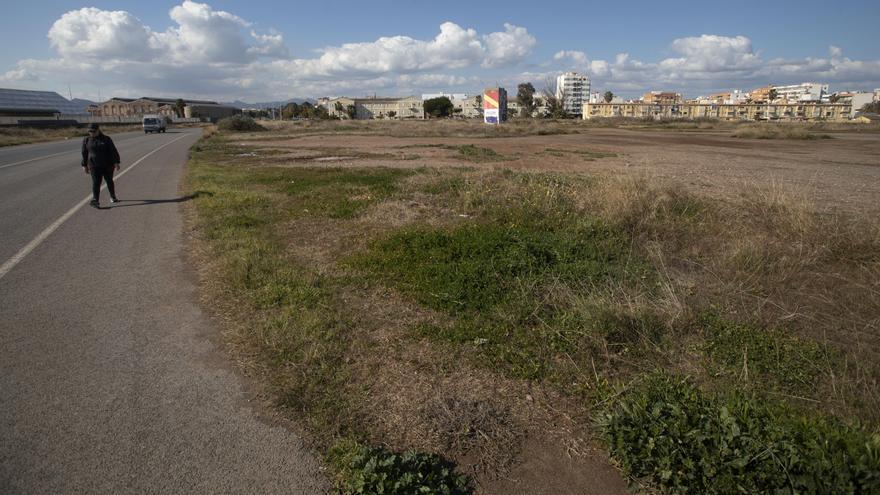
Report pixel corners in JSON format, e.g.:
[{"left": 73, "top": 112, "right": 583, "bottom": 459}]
[
  {"left": 701, "top": 314, "right": 829, "bottom": 394},
  {"left": 328, "top": 440, "right": 472, "bottom": 495},
  {"left": 598, "top": 372, "right": 880, "bottom": 494},
  {"left": 352, "top": 213, "right": 653, "bottom": 380}
]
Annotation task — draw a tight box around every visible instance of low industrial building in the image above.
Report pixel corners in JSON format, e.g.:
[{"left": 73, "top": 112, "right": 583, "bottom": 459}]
[
  {"left": 583, "top": 101, "right": 853, "bottom": 121},
  {"left": 88, "top": 97, "right": 237, "bottom": 121},
  {"left": 182, "top": 103, "right": 239, "bottom": 121}
]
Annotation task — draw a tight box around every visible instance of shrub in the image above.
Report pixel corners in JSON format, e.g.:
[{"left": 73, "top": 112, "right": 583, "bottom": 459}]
[
  {"left": 217, "top": 115, "right": 267, "bottom": 132},
  {"left": 598, "top": 372, "right": 880, "bottom": 494},
  {"left": 329, "top": 443, "right": 471, "bottom": 494}
]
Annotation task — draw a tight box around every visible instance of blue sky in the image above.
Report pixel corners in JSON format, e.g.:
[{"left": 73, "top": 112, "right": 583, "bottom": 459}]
[{"left": 3, "top": 0, "right": 878, "bottom": 102}]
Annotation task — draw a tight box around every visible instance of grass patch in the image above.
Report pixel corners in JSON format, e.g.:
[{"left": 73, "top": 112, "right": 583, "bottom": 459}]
[
  {"left": 598, "top": 372, "right": 880, "bottom": 494},
  {"left": 701, "top": 314, "right": 829, "bottom": 394},
  {"left": 268, "top": 167, "right": 413, "bottom": 219},
  {"left": 451, "top": 144, "right": 507, "bottom": 162},
  {"left": 351, "top": 205, "right": 654, "bottom": 380},
  {"left": 544, "top": 148, "right": 617, "bottom": 160},
  {"left": 187, "top": 133, "right": 474, "bottom": 490}
]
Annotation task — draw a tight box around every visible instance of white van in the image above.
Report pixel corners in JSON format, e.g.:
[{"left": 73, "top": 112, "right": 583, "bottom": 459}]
[{"left": 143, "top": 114, "right": 167, "bottom": 133}]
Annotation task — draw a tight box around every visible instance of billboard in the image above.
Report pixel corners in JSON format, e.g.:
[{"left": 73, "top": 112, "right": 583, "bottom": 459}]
[{"left": 483, "top": 87, "right": 507, "bottom": 125}]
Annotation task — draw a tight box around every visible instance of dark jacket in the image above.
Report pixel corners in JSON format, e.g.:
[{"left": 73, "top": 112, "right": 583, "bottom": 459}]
[{"left": 81, "top": 134, "right": 120, "bottom": 170}]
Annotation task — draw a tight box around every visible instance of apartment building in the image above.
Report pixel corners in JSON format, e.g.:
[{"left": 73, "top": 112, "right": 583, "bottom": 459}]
[
  {"left": 846, "top": 92, "right": 874, "bottom": 112},
  {"left": 556, "top": 72, "right": 590, "bottom": 115},
  {"left": 458, "top": 95, "right": 482, "bottom": 118},
  {"left": 642, "top": 91, "right": 683, "bottom": 105},
  {"left": 583, "top": 101, "right": 852, "bottom": 122},
  {"left": 322, "top": 96, "right": 424, "bottom": 119},
  {"left": 749, "top": 86, "right": 773, "bottom": 103},
  {"left": 705, "top": 90, "right": 748, "bottom": 105},
  {"left": 773, "top": 83, "right": 828, "bottom": 102}
]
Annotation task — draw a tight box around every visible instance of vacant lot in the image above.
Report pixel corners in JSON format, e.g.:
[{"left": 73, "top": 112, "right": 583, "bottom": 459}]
[
  {"left": 240, "top": 120, "right": 880, "bottom": 213},
  {"left": 186, "top": 120, "right": 880, "bottom": 494}
]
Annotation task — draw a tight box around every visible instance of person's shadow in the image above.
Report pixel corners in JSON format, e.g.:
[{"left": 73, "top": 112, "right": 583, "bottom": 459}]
[{"left": 107, "top": 191, "right": 213, "bottom": 208}]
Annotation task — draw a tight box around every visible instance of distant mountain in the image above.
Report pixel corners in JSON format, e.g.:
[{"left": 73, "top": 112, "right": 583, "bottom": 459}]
[{"left": 223, "top": 98, "right": 314, "bottom": 109}]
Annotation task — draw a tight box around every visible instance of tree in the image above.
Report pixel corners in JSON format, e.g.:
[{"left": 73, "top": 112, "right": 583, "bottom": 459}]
[
  {"left": 388, "top": 110, "right": 397, "bottom": 119},
  {"left": 345, "top": 104, "right": 357, "bottom": 120},
  {"left": 424, "top": 96, "right": 454, "bottom": 118},
  {"left": 603, "top": 91, "right": 614, "bottom": 103},
  {"left": 861, "top": 101, "right": 880, "bottom": 114},
  {"left": 516, "top": 82, "right": 536, "bottom": 117},
  {"left": 542, "top": 78, "right": 567, "bottom": 119},
  {"left": 334, "top": 101, "right": 345, "bottom": 118},
  {"left": 768, "top": 88, "right": 778, "bottom": 102},
  {"left": 174, "top": 98, "right": 186, "bottom": 118}
]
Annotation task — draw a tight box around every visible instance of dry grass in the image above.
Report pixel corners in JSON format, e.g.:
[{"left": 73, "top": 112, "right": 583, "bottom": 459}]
[
  {"left": 732, "top": 123, "right": 833, "bottom": 139},
  {"left": 185, "top": 126, "right": 880, "bottom": 491},
  {"left": 254, "top": 118, "right": 584, "bottom": 139}
]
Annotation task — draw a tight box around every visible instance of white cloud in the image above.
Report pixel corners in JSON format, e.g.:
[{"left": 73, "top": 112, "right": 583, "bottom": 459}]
[
  {"left": 664, "top": 35, "right": 760, "bottom": 71},
  {"left": 5, "top": 3, "right": 880, "bottom": 102},
  {"left": 48, "top": 7, "right": 159, "bottom": 62},
  {"left": 482, "top": 24, "right": 536, "bottom": 68},
  {"left": 46, "top": 1, "right": 286, "bottom": 66},
  {"left": 281, "top": 22, "right": 485, "bottom": 78},
  {"left": 1, "top": 67, "right": 38, "bottom": 82},
  {"left": 553, "top": 50, "right": 588, "bottom": 68},
  {"left": 546, "top": 36, "right": 880, "bottom": 97}
]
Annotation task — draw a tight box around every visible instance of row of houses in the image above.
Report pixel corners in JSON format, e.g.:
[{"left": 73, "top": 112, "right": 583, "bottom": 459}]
[{"left": 583, "top": 101, "right": 855, "bottom": 122}]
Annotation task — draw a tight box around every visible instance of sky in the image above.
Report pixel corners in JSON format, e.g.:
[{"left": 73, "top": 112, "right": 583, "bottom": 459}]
[{"left": 2, "top": 0, "right": 879, "bottom": 103}]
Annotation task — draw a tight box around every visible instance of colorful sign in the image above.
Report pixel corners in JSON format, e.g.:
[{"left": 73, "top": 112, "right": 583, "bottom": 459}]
[
  {"left": 483, "top": 89, "right": 499, "bottom": 110},
  {"left": 483, "top": 87, "right": 506, "bottom": 125}
]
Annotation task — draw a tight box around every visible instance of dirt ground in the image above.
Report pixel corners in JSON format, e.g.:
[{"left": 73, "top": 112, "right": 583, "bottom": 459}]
[{"left": 242, "top": 127, "right": 880, "bottom": 215}]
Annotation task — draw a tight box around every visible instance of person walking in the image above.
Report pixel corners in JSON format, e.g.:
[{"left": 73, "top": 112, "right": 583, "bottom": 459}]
[{"left": 81, "top": 123, "right": 120, "bottom": 208}]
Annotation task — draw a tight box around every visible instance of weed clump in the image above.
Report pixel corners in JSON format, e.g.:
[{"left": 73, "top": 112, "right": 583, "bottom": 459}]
[
  {"left": 218, "top": 115, "right": 267, "bottom": 132},
  {"left": 452, "top": 144, "right": 507, "bottom": 162},
  {"left": 598, "top": 372, "right": 880, "bottom": 494},
  {"left": 329, "top": 442, "right": 471, "bottom": 495}
]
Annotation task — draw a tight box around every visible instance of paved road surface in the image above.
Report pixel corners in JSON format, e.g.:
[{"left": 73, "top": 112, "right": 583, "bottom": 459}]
[{"left": 0, "top": 129, "right": 328, "bottom": 493}]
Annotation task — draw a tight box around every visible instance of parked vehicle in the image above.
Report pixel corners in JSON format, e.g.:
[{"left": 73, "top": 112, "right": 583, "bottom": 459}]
[{"left": 143, "top": 114, "right": 167, "bottom": 133}]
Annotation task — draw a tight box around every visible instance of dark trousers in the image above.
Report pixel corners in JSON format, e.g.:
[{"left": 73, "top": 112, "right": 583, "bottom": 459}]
[{"left": 90, "top": 167, "right": 116, "bottom": 202}]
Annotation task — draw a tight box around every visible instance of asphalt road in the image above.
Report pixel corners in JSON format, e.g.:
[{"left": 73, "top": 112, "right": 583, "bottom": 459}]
[{"left": 0, "top": 129, "right": 328, "bottom": 493}]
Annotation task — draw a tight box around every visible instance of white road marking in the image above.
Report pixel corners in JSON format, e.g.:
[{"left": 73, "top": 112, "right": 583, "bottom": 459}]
[
  {"left": 0, "top": 150, "right": 74, "bottom": 170},
  {"left": 0, "top": 132, "right": 191, "bottom": 280}
]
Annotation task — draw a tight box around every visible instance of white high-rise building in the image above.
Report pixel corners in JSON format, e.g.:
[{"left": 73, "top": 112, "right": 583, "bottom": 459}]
[
  {"left": 556, "top": 72, "right": 590, "bottom": 115},
  {"left": 773, "top": 82, "right": 828, "bottom": 102}
]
